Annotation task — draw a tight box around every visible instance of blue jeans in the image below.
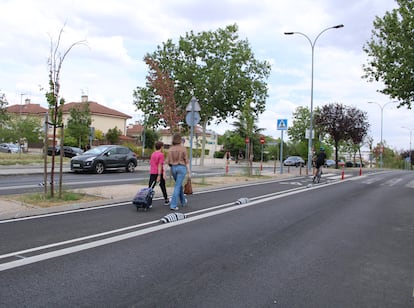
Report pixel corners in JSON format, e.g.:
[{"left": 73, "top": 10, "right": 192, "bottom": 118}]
[{"left": 170, "top": 164, "right": 187, "bottom": 209}]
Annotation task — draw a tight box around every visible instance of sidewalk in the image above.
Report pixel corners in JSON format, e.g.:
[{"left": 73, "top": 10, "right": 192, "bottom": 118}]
[{"left": 0, "top": 160, "right": 306, "bottom": 221}]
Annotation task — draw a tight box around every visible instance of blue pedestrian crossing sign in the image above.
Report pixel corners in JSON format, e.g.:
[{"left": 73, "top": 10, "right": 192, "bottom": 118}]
[{"left": 277, "top": 119, "right": 288, "bottom": 130}]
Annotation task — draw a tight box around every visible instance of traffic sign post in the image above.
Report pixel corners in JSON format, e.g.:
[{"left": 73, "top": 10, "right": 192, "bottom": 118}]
[
  {"left": 186, "top": 96, "right": 201, "bottom": 173},
  {"left": 277, "top": 119, "right": 288, "bottom": 174},
  {"left": 260, "top": 136, "right": 265, "bottom": 171}
]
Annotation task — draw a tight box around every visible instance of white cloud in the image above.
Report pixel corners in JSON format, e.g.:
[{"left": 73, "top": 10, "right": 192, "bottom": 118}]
[{"left": 1, "top": 0, "right": 411, "bottom": 151}]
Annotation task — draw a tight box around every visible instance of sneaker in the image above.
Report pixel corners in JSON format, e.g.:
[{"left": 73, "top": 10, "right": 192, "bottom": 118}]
[
  {"left": 170, "top": 207, "right": 179, "bottom": 211},
  {"left": 164, "top": 199, "right": 170, "bottom": 206}
]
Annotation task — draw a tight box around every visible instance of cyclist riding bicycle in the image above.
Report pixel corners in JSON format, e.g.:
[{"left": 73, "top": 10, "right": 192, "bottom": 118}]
[{"left": 313, "top": 147, "right": 327, "bottom": 182}]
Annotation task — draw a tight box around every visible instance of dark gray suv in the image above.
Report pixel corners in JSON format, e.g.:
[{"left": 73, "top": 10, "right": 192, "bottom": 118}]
[{"left": 70, "top": 145, "right": 137, "bottom": 174}]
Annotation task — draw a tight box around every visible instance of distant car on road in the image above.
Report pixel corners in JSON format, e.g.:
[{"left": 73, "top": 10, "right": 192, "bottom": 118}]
[
  {"left": 70, "top": 145, "right": 137, "bottom": 174},
  {"left": 345, "top": 161, "right": 365, "bottom": 168},
  {"left": 283, "top": 156, "right": 305, "bottom": 167},
  {"left": 47, "top": 146, "right": 84, "bottom": 158},
  {"left": 0, "top": 143, "right": 20, "bottom": 153},
  {"left": 326, "top": 159, "right": 345, "bottom": 168}
]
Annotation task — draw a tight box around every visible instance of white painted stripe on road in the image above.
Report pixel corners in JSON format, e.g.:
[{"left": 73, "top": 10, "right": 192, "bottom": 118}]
[
  {"left": 0, "top": 179, "right": 348, "bottom": 272},
  {"left": 0, "top": 177, "right": 304, "bottom": 224},
  {"left": 405, "top": 180, "right": 414, "bottom": 188},
  {"left": 381, "top": 178, "right": 403, "bottom": 187}
]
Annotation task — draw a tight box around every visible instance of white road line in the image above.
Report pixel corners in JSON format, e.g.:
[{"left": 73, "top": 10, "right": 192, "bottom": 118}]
[
  {"left": 405, "top": 180, "right": 414, "bottom": 189},
  {"left": 0, "top": 179, "right": 347, "bottom": 272},
  {"left": 381, "top": 178, "right": 403, "bottom": 187}
]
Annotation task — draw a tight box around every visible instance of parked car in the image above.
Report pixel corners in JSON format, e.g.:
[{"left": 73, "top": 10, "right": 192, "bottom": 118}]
[
  {"left": 325, "top": 159, "right": 345, "bottom": 168},
  {"left": 283, "top": 156, "right": 305, "bottom": 167},
  {"left": 47, "top": 146, "right": 84, "bottom": 158},
  {"left": 345, "top": 161, "right": 365, "bottom": 168},
  {"left": 325, "top": 159, "right": 336, "bottom": 168},
  {"left": 0, "top": 143, "right": 21, "bottom": 153},
  {"left": 70, "top": 145, "right": 137, "bottom": 174},
  {"left": 345, "top": 161, "right": 354, "bottom": 167}
]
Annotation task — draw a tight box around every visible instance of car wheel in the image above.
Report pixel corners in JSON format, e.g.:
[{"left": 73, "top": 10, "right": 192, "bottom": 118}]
[
  {"left": 94, "top": 162, "right": 105, "bottom": 174},
  {"left": 126, "top": 161, "right": 136, "bottom": 173}
]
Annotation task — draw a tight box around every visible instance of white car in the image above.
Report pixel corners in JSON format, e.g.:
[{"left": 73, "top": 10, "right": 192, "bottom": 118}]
[
  {"left": 0, "top": 143, "right": 20, "bottom": 153},
  {"left": 283, "top": 156, "right": 305, "bottom": 167}
]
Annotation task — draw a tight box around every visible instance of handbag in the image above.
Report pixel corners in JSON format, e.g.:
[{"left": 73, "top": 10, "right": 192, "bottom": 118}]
[{"left": 184, "top": 178, "right": 193, "bottom": 195}]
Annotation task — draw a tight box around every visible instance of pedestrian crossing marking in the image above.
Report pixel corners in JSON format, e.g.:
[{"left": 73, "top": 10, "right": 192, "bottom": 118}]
[
  {"left": 406, "top": 180, "right": 414, "bottom": 188},
  {"left": 381, "top": 178, "right": 403, "bottom": 187}
]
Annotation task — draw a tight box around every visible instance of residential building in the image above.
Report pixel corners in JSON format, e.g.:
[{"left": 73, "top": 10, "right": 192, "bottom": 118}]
[
  {"left": 126, "top": 123, "right": 219, "bottom": 158},
  {"left": 7, "top": 95, "right": 132, "bottom": 147}
]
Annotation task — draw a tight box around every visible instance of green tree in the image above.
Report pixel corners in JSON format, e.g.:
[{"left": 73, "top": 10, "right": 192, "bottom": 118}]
[
  {"left": 287, "top": 106, "right": 312, "bottom": 159},
  {"left": 0, "top": 115, "right": 42, "bottom": 144},
  {"left": 0, "top": 92, "right": 9, "bottom": 125},
  {"left": 362, "top": 0, "right": 414, "bottom": 109},
  {"left": 65, "top": 103, "right": 92, "bottom": 148},
  {"left": 143, "top": 128, "right": 159, "bottom": 149},
  {"left": 133, "top": 24, "right": 271, "bottom": 165},
  {"left": 106, "top": 127, "right": 121, "bottom": 144}
]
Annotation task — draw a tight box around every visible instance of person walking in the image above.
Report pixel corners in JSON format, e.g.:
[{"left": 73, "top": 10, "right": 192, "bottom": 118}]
[
  {"left": 165, "top": 133, "right": 191, "bottom": 211},
  {"left": 313, "top": 146, "right": 327, "bottom": 179},
  {"left": 149, "top": 141, "right": 169, "bottom": 206}
]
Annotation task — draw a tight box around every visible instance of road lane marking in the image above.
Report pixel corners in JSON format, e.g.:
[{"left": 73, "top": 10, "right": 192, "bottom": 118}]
[
  {"left": 406, "top": 180, "right": 414, "bottom": 188},
  {"left": 0, "top": 179, "right": 351, "bottom": 272},
  {"left": 381, "top": 178, "right": 403, "bottom": 187}
]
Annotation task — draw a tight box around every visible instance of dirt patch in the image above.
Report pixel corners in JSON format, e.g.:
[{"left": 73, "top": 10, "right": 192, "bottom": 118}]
[{"left": 7, "top": 193, "right": 105, "bottom": 208}]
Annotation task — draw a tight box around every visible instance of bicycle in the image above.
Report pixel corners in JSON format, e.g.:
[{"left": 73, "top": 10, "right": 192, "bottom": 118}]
[{"left": 313, "top": 166, "right": 323, "bottom": 183}]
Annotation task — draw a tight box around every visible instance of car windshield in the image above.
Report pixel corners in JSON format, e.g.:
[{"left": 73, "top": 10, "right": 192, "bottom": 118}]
[{"left": 84, "top": 146, "right": 110, "bottom": 155}]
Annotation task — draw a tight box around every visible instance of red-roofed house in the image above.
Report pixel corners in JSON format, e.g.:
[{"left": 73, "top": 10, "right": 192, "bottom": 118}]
[
  {"left": 62, "top": 95, "right": 132, "bottom": 136},
  {"left": 6, "top": 99, "right": 48, "bottom": 115},
  {"left": 7, "top": 96, "right": 133, "bottom": 147}
]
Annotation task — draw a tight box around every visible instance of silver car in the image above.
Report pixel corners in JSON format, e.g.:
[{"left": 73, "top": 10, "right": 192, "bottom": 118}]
[
  {"left": 0, "top": 143, "right": 20, "bottom": 153},
  {"left": 283, "top": 156, "right": 305, "bottom": 167}
]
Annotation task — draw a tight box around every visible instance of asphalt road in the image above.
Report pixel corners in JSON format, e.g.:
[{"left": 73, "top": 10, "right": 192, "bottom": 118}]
[
  {"left": 0, "top": 165, "right": 231, "bottom": 196},
  {"left": 1, "top": 170, "right": 413, "bottom": 307}
]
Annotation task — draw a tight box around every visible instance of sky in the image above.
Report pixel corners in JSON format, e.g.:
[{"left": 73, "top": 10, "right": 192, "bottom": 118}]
[{"left": 1, "top": 0, "right": 412, "bottom": 152}]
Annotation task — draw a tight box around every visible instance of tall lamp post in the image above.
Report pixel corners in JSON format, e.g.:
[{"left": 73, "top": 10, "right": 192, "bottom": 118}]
[
  {"left": 367, "top": 101, "right": 396, "bottom": 168},
  {"left": 402, "top": 126, "right": 413, "bottom": 170},
  {"left": 284, "top": 24, "right": 344, "bottom": 173}
]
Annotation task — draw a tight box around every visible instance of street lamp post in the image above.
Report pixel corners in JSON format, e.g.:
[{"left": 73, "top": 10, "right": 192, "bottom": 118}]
[
  {"left": 284, "top": 24, "right": 344, "bottom": 174},
  {"left": 368, "top": 101, "right": 396, "bottom": 168},
  {"left": 402, "top": 126, "right": 413, "bottom": 170}
]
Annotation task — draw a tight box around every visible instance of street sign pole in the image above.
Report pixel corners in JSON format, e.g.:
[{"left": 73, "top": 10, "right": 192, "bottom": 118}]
[
  {"left": 280, "top": 130, "right": 284, "bottom": 174},
  {"left": 186, "top": 96, "right": 201, "bottom": 174}
]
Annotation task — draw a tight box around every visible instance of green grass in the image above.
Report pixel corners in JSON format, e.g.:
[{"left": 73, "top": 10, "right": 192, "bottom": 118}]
[
  {"left": 16, "top": 190, "right": 103, "bottom": 208},
  {"left": 0, "top": 153, "right": 70, "bottom": 165}
]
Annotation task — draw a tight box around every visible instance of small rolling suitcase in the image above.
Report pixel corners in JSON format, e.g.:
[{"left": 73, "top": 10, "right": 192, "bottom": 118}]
[{"left": 132, "top": 182, "right": 156, "bottom": 211}]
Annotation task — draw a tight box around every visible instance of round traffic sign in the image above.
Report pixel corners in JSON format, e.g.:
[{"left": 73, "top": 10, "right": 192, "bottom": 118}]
[{"left": 185, "top": 112, "right": 201, "bottom": 126}]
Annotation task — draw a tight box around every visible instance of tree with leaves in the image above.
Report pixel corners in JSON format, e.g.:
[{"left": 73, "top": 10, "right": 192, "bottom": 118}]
[
  {"left": 0, "top": 92, "right": 8, "bottom": 126},
  {"left": 314, "top": 103, "right": 349, "bottom": 168},
  {"left": 106, "top": 127, "right": 122, "bottom": 144},
  {"left": 345, "top": 106, "right": 370, "bottom": 167},
  {"left": 65, "top": 103, "right": 92, "bottom": 149},
  {"left": 0, "top": 114, "right": 42, "bottom": 145},
  {"left": 133, "top": 24, "right": 271, "bottom": 166},
  {"left": 315, "top": 103, "right": 370, "bottom": 168},
  {"left": 142, "top": 57, "right": 185, "bottom": 132},
  {"left": 362, "top": 0, "right": 414, "bottom": 109}
]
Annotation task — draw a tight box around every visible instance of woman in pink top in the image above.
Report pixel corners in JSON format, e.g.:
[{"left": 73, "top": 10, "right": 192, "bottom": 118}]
[{"left": 149, "top": 141, "right": 169, "bottom": 205}]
